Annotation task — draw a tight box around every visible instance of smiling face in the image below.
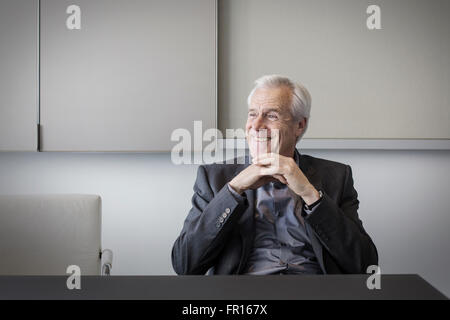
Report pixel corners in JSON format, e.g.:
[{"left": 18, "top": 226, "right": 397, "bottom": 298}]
[{"left": 246, "top": 86, "right": 306, "bottom": 159}]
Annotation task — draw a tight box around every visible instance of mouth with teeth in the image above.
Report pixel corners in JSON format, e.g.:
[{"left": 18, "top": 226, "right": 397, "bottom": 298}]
[
  {"left": 248, "top": 132, "right": 279, "bottom": 157},
  {"left": 253, "top": 136, "right": 271, "bottom": 142}
]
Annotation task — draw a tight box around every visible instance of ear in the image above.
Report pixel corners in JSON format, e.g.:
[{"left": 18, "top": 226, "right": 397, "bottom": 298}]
[{"left": 295, "top": 118, "right": 307, "bottom": 138}]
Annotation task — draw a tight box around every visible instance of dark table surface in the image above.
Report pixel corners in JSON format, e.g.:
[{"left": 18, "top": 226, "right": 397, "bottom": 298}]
[{"left": 0, "top": 274, "right": 447, "bottom": 300}]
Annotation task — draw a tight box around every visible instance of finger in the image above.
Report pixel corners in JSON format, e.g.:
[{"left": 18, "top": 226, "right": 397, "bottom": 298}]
[
  {"left": 273, "top": 174, "right": 287, "bottom": 184},
  {"left": 259, "top": 166, "right": 280, "bottom": 176},
  {"left": 254, "top": 153, "right": 281, "bottom": 165},
  {"left": 255, "top": 157, "right": 283, "bottom": 172},
  {"left": 253, "top": 157, "right": 275, "bottom": 166},
  {"left": 254, "top": 152, "right": 277, "bottom": 162},
  {"left": 260, "top": 152, "right": 287, "bottom": 162}
]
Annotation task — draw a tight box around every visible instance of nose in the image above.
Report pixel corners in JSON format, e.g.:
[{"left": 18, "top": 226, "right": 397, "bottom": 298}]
[{"left": 252, "top": 114, "right": 266, "bottom": 131}]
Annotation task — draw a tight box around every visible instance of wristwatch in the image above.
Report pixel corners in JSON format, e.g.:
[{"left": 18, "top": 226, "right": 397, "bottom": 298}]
[{"left": 304, "top": 190, "right": 323, "bottom": 211}]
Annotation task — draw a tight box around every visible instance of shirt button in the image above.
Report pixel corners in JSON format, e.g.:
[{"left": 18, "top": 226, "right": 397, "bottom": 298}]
[{"left": 225, "top": 208, "right": 231, "bottom": 214}]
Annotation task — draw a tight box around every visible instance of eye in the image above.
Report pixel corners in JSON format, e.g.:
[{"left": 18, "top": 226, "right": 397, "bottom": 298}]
[
  {"left": 248, "top": 112, "right": 257, "bottom": 118},
  {"left": 267, "top": 113, "right": 278, "bottom": 120}
]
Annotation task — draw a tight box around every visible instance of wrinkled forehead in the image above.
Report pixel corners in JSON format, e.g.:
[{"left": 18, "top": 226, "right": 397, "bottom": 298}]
[{"left": 249, "top": 86, "right": 292, "bottom": 113}]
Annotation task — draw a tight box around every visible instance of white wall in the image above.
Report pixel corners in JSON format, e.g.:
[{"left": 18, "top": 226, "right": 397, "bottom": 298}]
[{"left": 0, "top": 150, "right": 449, "bottom": 297}]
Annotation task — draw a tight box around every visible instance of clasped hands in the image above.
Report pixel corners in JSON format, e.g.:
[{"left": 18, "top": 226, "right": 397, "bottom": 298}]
[{"left": 229, "top": 153, "right": 320, "bottom": 205}]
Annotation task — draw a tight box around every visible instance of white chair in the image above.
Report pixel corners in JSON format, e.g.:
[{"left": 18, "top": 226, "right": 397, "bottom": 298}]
[{"left": 0, "top": 194, "right": 113, "bottom": 275}]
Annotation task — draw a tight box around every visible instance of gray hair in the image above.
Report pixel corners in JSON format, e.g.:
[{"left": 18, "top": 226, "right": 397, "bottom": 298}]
[{"left": 247, "top": 75, "right": 312, "bottom": 140}]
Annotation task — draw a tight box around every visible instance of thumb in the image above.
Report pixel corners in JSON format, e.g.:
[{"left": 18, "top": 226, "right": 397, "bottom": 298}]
[{"left": 273, "top": 174, "right": 287, "bottom": 184}]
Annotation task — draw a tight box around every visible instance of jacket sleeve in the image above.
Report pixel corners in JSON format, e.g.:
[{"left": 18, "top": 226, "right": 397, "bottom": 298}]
[
  {"left": 171, "top": 165, "right": 249, "bottom": 275},
  {"left": 305, "top": 165, "right": 379, "bottom": 274}
]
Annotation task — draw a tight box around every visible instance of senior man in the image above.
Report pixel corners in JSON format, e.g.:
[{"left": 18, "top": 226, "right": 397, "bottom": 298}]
[{"left": 172, "top": 75, "right": 378, "bottom": 275}]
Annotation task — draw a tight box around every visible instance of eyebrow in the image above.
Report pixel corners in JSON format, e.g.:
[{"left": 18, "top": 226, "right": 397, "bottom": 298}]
[{"left": 248, "top": 108, "right": 281, "bottom": 113}]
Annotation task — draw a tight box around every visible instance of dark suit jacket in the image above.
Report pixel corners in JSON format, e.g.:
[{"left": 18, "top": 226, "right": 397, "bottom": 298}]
[{"left": 172, "top": 149, "right": 378, "bottom": 275}]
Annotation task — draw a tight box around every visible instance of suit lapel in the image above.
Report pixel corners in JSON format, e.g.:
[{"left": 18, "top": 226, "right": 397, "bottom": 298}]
[
  {"left": 297, "top": 149, "right": 322, "bottom": 192},
  {"left": 297, "top": 150, "right": 327, "bottom": 273}
]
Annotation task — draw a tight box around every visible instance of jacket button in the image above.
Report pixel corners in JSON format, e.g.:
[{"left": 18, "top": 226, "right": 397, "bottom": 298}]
[
  {"left": 225, "top": 208, "right": 231, "bottom": 214},
  {"left": 222, "top": 212, "right": 228, "bottom": 218},
  {"left": 215, "top": 223, "right": 221, "bottom": 228},
  {"left": 219, "top": 217, "right": 224, "bottom": 223}
]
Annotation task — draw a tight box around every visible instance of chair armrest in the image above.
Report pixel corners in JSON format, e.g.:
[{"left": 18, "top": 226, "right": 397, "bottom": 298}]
[{"left": 101, "top": 249, "right": 113, "bottom": 276}]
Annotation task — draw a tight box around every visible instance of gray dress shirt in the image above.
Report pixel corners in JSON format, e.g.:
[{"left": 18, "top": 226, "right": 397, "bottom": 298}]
[{"left": 228, "top": 152, "right": 323, "bottom": 275}]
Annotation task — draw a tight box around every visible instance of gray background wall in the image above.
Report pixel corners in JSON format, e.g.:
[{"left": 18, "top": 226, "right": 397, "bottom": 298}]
[
  {"left": 219, "top": 0, "right": 450, "bottom": 139},
  {"left": 0, "top": 150, "right": 449, "bottom": 296}
]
